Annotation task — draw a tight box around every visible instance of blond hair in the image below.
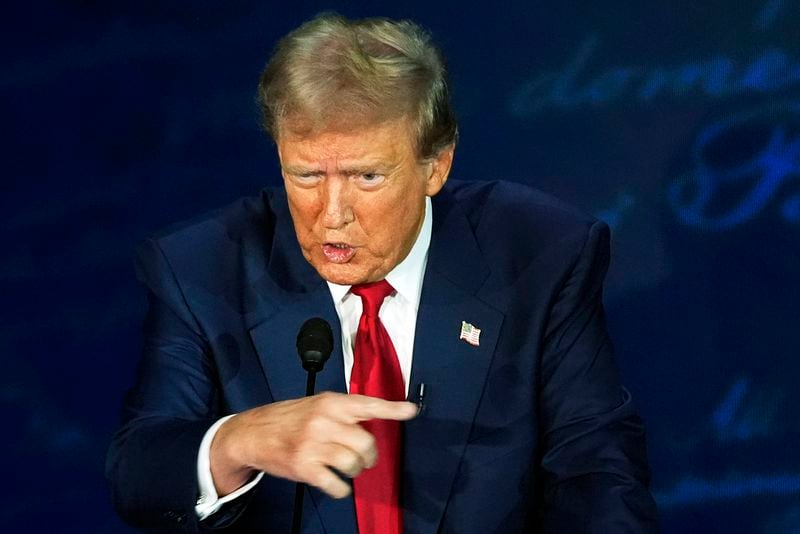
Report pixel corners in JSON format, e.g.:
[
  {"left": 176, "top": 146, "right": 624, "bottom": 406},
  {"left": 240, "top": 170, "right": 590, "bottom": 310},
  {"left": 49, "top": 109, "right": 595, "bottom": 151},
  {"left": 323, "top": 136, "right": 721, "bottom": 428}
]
[{"left": 257, "top": 13, "right": 457, "bottom": 158}]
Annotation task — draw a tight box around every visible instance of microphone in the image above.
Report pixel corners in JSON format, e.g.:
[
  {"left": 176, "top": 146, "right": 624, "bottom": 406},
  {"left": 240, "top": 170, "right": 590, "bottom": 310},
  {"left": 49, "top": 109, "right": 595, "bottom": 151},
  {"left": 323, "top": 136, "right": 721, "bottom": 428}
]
[
  {"left": 297, "top": 317, "right": 334, "bottom": 374},
  {"left": 292, "top": 317, "right": 333, "bottom": 534}
]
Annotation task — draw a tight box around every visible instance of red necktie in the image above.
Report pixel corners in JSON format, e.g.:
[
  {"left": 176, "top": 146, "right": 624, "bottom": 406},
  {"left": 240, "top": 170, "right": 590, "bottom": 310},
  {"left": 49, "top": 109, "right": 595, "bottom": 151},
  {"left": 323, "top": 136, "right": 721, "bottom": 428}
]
[{"left": 349, "top": 280, "right": 404, "bottom": 534}]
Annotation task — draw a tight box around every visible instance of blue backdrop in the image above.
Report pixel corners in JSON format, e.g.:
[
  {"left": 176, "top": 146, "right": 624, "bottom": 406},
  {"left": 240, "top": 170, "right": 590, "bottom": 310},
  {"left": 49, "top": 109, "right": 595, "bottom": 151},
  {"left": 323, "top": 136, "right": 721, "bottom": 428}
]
[{"left": 4, "top": 1, "right": 799, "bottom": 532}]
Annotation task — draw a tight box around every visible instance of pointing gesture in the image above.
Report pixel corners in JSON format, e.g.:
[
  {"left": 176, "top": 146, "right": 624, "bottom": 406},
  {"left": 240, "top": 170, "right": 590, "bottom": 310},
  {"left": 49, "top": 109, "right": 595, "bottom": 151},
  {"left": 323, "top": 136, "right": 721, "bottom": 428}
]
[{"left": 210, "top": 392, "right": 418, "bottom": 499}]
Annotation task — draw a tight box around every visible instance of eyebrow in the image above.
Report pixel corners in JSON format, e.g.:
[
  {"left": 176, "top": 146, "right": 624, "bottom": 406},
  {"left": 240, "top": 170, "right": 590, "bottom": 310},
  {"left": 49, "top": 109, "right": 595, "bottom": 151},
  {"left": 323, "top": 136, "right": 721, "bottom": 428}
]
[
  {"left": 282, "top": 165, "right": 323, "bottom": 175},
  {"left": 282, "top": 163, "right": 394, "bottom": 176},
  {"left": 340, "top": 165, "right": 388, "bottom": 176}
]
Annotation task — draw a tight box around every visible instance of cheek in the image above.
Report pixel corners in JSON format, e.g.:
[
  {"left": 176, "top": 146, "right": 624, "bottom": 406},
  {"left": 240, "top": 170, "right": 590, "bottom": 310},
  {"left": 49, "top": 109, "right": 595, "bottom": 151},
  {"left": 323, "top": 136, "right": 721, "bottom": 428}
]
[
  {"left": 287, "top": 209, "right": 321, "bottom": 254},
  {"left": 287, "top": 193, "right": 321, "bottom": 232},
  {"left": 363, "top": 202, "right": 421, "bottom": 253}
]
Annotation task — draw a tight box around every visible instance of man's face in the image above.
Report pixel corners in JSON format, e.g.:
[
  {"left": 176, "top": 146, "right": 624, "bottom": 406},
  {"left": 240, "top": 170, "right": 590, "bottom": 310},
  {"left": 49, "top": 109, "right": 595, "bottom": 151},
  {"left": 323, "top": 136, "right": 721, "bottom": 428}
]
[{"left": 278, "top": 117, "right": 453, "bottom": 285}]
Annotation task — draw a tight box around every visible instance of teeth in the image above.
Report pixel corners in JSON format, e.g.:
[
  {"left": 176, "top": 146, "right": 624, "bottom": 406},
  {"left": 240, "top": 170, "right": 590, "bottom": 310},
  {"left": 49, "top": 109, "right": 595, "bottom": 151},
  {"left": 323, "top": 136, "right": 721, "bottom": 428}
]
[{"left": 330, "top": 243, "right": 348, "bottom": 249}]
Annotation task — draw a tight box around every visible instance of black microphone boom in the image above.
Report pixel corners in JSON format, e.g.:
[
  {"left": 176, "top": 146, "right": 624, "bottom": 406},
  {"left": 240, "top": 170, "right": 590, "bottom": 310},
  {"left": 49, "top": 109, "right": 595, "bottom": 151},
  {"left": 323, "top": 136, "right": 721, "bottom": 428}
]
[{"left": 292, "top": 317, "right": 334, "bottom": 534}]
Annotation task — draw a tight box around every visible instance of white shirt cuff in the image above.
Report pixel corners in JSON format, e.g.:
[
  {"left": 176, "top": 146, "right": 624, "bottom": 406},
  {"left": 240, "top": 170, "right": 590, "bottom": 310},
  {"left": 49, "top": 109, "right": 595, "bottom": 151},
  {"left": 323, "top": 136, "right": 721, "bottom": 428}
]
[{"left": 195, "top": 414, "right": 264, "bottom": 520}]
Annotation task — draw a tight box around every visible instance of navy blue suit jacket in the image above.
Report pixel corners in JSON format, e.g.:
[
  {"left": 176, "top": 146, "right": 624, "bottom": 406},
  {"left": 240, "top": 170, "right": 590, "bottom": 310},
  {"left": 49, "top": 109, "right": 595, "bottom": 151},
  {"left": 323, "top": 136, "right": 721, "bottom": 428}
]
[{"left": 108, "top": 180, "right": 658, "bottom": 533}]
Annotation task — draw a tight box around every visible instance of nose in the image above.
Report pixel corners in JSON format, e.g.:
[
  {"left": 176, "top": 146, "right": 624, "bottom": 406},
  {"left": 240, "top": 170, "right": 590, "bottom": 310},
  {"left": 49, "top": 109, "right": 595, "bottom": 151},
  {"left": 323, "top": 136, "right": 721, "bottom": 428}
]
[{"left": 321, "top": 177, "right": 354, "bottom": 229}]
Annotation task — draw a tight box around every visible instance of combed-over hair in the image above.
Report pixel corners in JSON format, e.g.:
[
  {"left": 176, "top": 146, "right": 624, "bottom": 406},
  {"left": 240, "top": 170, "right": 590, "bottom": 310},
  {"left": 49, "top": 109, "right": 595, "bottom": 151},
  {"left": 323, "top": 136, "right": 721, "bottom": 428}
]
[{"left": 257, "top": 13, "right": 458, "bottom": 158}]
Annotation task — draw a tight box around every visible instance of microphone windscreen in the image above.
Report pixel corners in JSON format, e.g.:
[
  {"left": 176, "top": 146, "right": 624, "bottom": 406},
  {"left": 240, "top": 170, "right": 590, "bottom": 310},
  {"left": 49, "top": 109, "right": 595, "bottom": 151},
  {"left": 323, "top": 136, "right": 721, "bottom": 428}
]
[{"left": 296, "top": 317, "right": 334, "bottom": 372}]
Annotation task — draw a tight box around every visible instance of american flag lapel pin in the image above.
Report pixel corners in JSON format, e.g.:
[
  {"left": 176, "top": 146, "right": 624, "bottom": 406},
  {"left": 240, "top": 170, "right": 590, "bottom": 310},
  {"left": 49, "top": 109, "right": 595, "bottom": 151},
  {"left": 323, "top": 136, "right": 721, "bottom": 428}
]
[{"left": 459, "top": 321, "right": 481, "bottom": 347}]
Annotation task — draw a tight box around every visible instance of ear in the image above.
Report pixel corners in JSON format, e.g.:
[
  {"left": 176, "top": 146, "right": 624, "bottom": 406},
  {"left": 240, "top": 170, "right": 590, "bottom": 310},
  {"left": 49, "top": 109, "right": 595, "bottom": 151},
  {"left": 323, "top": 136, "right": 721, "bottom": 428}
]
[{"left": 425, "top": 144, "right": 455, "bottom": 196}]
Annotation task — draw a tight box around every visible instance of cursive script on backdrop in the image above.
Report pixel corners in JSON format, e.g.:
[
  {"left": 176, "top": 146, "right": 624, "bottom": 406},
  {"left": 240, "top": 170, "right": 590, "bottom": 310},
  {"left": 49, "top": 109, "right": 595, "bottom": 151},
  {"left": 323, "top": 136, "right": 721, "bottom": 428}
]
[{"left": 668, "top": 102, "right": 800, "bottom": 230}]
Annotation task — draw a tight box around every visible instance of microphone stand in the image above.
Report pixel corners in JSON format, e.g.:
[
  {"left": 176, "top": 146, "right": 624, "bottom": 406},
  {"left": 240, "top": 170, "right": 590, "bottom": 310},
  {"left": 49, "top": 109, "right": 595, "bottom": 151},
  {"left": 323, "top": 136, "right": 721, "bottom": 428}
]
[
  {"left": 292, "top": 317, "right": 332, "bottom": 534},
  {"left": 291, "top": 370, "right": 317, "bottom": 534}
]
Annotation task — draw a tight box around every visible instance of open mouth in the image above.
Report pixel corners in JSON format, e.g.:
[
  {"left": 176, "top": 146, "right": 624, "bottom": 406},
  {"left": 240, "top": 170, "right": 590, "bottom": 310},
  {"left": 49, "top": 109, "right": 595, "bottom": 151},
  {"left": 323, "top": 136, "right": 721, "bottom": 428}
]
[{"left": 322, "top": 242, "right": 356, "bottom": 263}]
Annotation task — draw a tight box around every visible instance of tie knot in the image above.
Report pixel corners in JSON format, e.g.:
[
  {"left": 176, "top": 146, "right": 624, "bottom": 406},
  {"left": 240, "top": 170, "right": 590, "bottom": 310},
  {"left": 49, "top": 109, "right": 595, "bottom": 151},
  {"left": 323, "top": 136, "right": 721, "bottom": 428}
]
[{"left": 351, "top": 280, "right": 395, "bottom": 317}]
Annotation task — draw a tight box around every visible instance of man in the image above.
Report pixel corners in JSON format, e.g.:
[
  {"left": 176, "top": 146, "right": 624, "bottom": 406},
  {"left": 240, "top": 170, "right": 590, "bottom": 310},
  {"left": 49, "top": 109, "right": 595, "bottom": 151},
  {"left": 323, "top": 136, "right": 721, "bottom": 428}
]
[{"left": 108, "top": 13, "right": 658, "bottom": 533}]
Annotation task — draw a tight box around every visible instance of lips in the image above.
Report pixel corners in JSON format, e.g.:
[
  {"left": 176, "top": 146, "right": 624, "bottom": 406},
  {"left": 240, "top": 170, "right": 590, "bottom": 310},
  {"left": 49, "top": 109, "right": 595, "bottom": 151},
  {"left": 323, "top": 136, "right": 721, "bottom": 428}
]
[{"left": 322, "top": 242, "right": 356, "bottom": 263}]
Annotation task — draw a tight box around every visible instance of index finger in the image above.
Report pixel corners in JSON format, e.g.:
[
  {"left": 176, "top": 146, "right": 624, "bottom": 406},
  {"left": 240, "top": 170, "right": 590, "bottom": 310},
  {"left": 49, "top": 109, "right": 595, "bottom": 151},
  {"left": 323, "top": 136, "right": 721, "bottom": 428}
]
[{"left": 338, "top": 395, "right": 418, "bottom": 423}]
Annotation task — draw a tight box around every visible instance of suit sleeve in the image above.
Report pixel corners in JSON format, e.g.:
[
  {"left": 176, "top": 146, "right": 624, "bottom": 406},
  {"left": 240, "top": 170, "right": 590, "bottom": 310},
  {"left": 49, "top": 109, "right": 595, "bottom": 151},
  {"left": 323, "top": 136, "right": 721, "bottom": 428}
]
[
  {"left": 538, "top": 221, "right": 659, "bottom": 533},
  {"left": 106, "top": 238, "right": 249, "bottom": 532}
]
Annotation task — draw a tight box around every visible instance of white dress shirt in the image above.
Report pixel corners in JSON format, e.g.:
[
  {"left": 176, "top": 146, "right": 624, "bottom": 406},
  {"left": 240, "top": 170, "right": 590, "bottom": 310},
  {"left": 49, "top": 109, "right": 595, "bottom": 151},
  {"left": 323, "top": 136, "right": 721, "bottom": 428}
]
[{"left": 195, "top": 197, "right": 433, "bottom": 520}]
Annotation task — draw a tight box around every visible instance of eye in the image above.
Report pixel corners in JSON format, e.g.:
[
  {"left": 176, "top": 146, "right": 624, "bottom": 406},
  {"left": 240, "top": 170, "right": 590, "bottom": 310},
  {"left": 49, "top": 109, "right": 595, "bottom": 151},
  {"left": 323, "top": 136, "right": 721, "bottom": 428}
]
[
  {"left": 288, "top": 172, "right": 322, "bottom": 187},
  {"left": 356, "top": 173, "right": 385, "bottom": 188}
]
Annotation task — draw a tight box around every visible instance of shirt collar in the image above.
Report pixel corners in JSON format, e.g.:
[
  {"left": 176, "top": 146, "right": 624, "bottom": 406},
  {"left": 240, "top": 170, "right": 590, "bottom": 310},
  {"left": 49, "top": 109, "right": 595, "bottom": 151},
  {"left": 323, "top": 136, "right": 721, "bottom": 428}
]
[{"left": 327, "top": 196, "right": 432, "bottom": 309}]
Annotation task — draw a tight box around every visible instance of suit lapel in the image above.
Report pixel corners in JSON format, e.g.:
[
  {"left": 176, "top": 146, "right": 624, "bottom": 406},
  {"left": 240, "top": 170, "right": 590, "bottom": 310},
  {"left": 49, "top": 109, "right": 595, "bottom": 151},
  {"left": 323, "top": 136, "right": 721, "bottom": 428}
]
[
  {"left": 248, "top": 284, "right": 346, "bottom": 401},
  {"left": 403, "top": 190, "right": 505, "bottom": 533}
]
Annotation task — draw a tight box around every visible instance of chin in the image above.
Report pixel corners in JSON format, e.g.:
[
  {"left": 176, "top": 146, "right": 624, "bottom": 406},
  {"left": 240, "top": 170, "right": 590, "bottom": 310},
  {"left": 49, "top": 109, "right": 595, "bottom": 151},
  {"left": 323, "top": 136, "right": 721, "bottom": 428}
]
[{"left": 313, "top": 263, "right": 367, "bottom": 286}]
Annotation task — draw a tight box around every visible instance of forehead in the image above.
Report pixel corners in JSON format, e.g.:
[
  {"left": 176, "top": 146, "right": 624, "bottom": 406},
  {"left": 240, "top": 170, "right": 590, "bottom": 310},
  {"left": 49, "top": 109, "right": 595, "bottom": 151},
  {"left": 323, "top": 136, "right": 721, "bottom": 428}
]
[{"left": 277, "top": 117, "right": 419, "bottom": 164}]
